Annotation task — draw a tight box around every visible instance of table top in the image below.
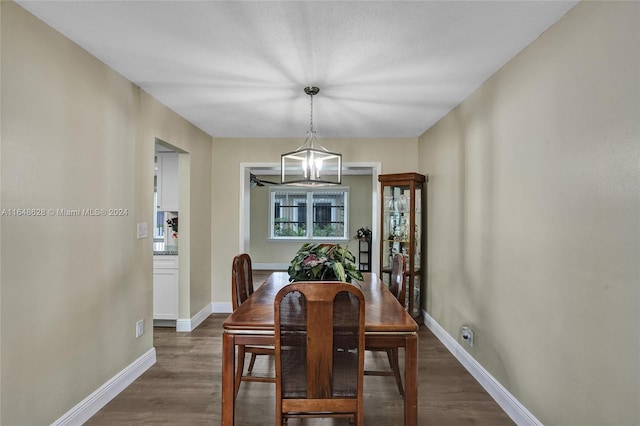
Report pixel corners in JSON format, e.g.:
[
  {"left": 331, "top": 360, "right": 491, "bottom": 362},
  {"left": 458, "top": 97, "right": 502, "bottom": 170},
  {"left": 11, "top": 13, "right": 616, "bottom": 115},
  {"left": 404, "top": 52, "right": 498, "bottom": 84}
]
[{"left": 223, "top": 272, "right": 418, "bottom": 334}]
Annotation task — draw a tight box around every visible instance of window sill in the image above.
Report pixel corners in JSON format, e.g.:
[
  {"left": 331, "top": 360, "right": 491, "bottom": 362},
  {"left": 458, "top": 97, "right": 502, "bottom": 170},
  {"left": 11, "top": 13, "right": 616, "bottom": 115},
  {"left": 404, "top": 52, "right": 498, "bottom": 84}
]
[{"left": 268, "top": 238, "right": 351, "bottom": 243}]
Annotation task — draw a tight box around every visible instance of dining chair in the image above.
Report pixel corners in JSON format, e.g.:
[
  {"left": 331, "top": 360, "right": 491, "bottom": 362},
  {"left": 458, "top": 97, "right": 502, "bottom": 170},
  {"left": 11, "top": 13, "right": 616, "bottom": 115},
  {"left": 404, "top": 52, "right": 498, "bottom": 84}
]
[
  {"left": 364, "top": 253, "right": 407, "bottom": 395},
  {"left": 232, "top": 253, "right": 275, "bottom": 397},
  {"left": 274, "top": 281, "right": 365, "bottom": 425}
]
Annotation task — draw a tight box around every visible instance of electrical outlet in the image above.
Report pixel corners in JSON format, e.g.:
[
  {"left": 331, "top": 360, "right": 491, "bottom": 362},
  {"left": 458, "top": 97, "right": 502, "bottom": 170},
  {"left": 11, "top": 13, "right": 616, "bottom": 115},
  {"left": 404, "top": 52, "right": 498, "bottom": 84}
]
[
  {"left": 137, "top": 223, "right": 148, "bottom": 239},
  {"left": 136, "top": 319, "right": 144, "bottom": 338},
  {"left": 461, "top": 326, "right": 474, "bottom": 347}
]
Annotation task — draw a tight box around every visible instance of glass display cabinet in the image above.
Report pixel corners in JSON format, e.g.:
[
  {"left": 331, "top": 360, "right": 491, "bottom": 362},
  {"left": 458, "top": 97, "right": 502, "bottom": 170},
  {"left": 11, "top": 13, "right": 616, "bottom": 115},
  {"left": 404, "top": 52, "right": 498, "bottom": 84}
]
[{"left": 379, "top": 172, "right": 426, "bottom": 320}]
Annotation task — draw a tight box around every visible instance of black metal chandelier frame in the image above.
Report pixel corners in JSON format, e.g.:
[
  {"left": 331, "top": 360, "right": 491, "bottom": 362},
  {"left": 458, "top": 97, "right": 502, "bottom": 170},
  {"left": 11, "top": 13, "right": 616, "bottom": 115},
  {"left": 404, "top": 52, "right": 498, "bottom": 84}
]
[{"left": 280, "top": 86, "right": 342, "bottom": 186}]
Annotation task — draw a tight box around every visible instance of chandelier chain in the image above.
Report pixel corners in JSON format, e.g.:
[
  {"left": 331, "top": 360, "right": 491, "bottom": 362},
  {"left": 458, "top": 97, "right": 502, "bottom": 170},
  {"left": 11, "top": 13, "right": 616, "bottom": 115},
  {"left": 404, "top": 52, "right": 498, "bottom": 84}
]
[{"left": 309, "top": 92, "right": 314, "bottom": 133}]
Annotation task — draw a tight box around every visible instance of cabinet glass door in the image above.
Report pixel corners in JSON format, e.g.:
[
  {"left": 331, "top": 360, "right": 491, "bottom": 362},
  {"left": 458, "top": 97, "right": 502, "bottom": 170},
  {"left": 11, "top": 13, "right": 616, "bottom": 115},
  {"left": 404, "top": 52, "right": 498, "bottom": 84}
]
[{"left": 379, "top": 173, "right": 425, "bottom": 320}]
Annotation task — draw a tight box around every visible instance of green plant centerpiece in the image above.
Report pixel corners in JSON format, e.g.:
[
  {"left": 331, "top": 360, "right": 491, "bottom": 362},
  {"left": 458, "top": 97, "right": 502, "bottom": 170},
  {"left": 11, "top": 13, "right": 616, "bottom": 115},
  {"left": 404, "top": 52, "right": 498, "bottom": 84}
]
[{"left": 288, "top": 243, "right": 363, "bottom": 283}]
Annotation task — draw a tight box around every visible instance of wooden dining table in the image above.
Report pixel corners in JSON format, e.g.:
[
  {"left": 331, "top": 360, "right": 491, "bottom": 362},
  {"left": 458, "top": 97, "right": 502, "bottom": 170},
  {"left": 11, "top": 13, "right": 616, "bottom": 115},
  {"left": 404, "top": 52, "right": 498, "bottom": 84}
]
[{"left": 221, "top": 272, "right": 419, "bottom": 425}]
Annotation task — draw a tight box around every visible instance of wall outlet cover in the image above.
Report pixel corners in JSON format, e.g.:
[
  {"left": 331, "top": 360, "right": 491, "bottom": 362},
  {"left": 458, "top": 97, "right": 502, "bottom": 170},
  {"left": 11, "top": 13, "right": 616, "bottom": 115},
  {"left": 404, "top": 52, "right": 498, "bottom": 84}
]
[
  {"left": 136, "top": 319, "right": 144, "bottom": 338},
  {"left": 137, "top": 223, "right": 148, "bottom": 239}
]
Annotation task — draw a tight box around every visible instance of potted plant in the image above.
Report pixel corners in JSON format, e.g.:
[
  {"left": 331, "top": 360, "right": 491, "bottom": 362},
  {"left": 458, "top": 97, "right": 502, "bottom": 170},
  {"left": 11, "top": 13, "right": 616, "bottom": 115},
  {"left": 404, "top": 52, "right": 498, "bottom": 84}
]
[
  {"left": 287, "top": 243, "right": 363, "bottom": 283},
  {"left": 166, "top": 216, "right": 178, "bottom": 238},
  {"left": 354, "top": 226, "right": 372, "bottom": 241}
]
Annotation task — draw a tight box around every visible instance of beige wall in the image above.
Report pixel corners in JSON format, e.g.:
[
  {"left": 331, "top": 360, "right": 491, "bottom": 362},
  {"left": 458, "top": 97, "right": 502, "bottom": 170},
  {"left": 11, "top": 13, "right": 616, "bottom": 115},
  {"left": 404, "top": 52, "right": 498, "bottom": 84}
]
[
  {"left": 0, "top": 2, "right": 212, "bottom": 424},
  {"left": 140, "top": 98, "right": 212, "bottom": 318},
  {"left": 418, "top": 2, "right": 639, "bottom": 424},
  {"left": 249, "top": 174, "right": 373, "bottom": 266},
  {"left": 5, "top": 0, "right": 637, "bottom": 424}
]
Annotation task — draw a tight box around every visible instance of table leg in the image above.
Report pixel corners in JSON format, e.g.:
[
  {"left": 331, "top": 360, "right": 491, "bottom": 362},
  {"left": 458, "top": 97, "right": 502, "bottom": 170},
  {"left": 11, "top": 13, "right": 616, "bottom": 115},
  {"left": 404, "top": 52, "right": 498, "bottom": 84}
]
[
  {"left": 404, "top": 334, "right": 418, "bottom": 426},
  {"left": 222, "top": 332, "right": 235, "bottom": 425}
]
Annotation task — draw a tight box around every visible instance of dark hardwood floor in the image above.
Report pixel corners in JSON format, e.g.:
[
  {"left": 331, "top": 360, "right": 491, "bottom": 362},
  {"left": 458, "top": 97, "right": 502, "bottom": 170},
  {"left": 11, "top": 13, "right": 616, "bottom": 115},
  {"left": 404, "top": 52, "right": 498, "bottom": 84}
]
[{"left": 86, "top": 313, "right": 514, "bottom": 425}]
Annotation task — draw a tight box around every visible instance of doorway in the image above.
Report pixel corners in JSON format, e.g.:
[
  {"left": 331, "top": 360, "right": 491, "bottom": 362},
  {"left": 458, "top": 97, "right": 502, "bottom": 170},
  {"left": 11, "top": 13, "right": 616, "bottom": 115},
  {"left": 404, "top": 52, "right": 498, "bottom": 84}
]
[
  {"left": 239, "top": 162, "right": 381, "bottom": 273},
  {"left": 153, "top": 140, "right": 190, "bottom": 330}
]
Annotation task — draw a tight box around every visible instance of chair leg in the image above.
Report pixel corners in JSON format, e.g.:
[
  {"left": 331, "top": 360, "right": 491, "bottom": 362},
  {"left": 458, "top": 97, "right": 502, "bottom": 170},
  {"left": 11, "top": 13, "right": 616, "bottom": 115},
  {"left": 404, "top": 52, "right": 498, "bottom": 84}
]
[
  {"left": 386, "top": 348, "right": 404, "bottom": 396},
  {"left": 247, "top": 353, "right": 258, "bottom": 373},
  {"left": 235, "top": 345, "right": 246, "bottom": 398}
]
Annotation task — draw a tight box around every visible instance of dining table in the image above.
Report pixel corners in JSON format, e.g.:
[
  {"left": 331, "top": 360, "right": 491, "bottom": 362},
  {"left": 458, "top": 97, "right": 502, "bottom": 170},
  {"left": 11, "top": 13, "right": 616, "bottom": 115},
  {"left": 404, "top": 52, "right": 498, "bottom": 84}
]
[{"left": 221, "top": 271, "right": 419, "bottom": 425}]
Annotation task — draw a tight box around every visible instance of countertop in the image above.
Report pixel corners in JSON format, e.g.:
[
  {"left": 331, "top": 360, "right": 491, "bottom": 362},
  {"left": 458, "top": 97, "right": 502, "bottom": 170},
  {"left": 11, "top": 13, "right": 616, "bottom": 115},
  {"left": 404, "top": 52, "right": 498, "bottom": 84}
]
[{"left": 153, "top": 242, "right": 178, "bottom": 256}]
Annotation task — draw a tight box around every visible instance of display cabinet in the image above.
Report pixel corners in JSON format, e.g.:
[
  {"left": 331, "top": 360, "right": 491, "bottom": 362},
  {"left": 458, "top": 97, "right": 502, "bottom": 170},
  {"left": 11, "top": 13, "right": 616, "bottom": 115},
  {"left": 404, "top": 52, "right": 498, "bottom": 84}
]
[{"left": 379, "top": 173, "right": 426, "bottom": 320}]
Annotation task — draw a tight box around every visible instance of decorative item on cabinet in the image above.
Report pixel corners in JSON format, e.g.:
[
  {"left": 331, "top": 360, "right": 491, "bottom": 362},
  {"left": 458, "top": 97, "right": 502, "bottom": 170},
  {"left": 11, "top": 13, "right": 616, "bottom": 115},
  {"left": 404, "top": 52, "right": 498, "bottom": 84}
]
[
  {"left": 354, "top": 226, "right": 372, "bottom": 272},
  {"left": 378, "top": 172, "right": 427, "bottom": 322},
  {"left": 166, "top": 215, "right": 179, "bottom": 251}
]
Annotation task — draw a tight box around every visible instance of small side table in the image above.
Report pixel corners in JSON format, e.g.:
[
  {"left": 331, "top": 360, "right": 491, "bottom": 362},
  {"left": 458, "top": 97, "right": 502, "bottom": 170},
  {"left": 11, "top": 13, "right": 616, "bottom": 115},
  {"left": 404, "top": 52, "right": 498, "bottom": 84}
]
[{"left": 358, "top": 239, "right": 371, "bottom": 272}]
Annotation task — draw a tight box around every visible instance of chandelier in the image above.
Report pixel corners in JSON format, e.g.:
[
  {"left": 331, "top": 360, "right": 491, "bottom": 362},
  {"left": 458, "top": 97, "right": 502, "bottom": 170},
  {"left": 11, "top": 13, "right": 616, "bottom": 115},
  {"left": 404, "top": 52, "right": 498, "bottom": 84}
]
[{"left": 281, "top": 87, "right": 342, "bottom": 186}]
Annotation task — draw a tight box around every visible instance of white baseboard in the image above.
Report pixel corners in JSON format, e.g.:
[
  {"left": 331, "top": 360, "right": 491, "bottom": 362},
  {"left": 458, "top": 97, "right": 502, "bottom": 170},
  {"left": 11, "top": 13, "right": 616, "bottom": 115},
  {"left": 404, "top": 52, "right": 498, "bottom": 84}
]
[
  {"left": 176, "top": 319, "right": 191, "bottom": 332},
  {"left": 52, "top": 348, "right": 156, "bottom": 426},
  {"left": 176, "top": 303, "right": 213, "bottom": 332},
  {"left": 422, "top": 310, "right": 542, "bottom": 426},
  {"left": 212, "top": 301, "right": 233, "bottom": 313}
]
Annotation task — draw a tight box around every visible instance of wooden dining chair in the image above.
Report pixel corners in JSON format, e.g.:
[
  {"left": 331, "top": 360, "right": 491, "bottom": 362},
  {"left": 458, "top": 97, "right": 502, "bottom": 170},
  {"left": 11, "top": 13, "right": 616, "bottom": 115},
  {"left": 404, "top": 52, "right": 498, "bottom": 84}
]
[
  {"left": 274, "top": 282, "right": 365, "bottom": 425},
  {"left": 364, "top": 253, "right": 406, "bottom": 395},
  {"left": 232, "top": 253, "right": 275, "bottom": 397}
]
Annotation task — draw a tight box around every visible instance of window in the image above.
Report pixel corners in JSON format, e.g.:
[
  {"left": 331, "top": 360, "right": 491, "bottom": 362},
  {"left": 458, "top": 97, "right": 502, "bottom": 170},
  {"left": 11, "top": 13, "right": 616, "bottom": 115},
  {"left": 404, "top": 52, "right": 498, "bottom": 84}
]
[{"left": 270, "top": 187, "right": 348, "bottom": 240}]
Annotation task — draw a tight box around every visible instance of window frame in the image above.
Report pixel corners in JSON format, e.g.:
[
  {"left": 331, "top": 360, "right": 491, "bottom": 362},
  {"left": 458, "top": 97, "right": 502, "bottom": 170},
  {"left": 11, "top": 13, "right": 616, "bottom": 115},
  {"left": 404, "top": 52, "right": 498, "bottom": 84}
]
[{"left": 269, "top": 186, "right": 349, "bottom": 241}]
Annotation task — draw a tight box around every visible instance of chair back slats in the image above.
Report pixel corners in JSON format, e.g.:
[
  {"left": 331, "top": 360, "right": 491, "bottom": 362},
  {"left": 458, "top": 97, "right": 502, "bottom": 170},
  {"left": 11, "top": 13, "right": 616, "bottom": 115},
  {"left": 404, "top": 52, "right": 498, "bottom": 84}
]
[
  {"left": 232, "top": 253, "right": 253, "bottom": 310},
  {"left": 307, "top": 299, "right": 334, "bottom": 399},
  {"left": 331, "top": 291, "right": 361, "bottom": 397},
  {"left": 389, "top": 254, "right": 407, "bottom": 309},
  {"left": 279, "top": 290, "right": 307, "bottom": 398},
  {"left": 274, "top": 282, "right": 365, "bottom": 425}
]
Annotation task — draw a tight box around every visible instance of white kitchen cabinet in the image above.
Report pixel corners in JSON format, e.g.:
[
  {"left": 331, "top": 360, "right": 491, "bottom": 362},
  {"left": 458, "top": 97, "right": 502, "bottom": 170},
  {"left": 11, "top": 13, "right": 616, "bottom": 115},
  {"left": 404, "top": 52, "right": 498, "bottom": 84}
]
[
  {"left": 153, "top": 255, "right": 178, "bottom": 320},
  {"left": 156, "top": 152, "right": 179, "bottom": 211}
]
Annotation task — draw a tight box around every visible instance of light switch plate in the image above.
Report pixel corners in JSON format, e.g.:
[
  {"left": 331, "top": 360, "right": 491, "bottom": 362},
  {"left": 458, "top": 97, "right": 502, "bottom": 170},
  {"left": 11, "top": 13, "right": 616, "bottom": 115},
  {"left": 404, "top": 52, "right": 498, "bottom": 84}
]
[{"left": 137, "top": 223, "right": 148, "bottom": 239}]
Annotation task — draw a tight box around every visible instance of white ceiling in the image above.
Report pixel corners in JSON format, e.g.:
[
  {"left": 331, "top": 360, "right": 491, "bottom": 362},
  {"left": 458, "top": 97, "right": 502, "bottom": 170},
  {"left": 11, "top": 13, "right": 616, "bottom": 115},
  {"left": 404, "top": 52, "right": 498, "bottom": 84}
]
[{"left": 17, "top": 1, "right": 578, "bottom": 139}]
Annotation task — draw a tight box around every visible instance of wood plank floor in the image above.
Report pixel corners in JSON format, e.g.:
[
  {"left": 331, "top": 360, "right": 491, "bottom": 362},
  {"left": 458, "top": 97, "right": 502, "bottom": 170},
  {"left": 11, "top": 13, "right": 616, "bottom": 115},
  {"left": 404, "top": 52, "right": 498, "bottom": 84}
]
[{"left": 86, "top": 313, "right": 514, "bottom": 425}]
